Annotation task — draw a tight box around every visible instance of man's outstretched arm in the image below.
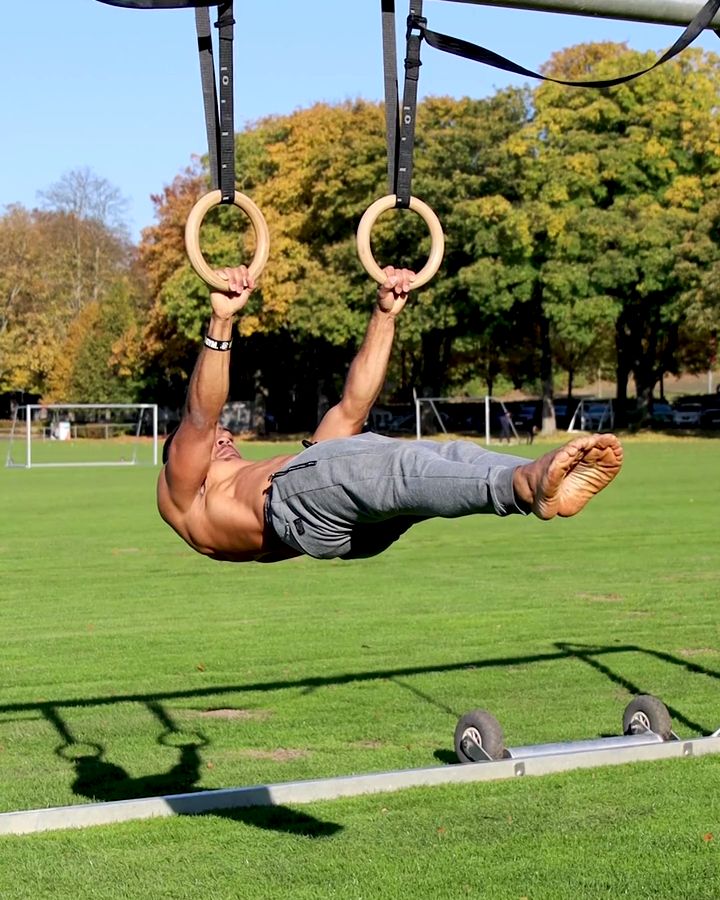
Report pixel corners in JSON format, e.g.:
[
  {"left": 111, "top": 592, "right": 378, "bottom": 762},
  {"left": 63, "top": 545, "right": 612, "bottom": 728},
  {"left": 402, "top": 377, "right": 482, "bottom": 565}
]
[
  {"left": 160, "top": 266, "right": 253, "bottom": 513},
  {"left": 312, "top": 266, "right": 413, "bottom": 442}
]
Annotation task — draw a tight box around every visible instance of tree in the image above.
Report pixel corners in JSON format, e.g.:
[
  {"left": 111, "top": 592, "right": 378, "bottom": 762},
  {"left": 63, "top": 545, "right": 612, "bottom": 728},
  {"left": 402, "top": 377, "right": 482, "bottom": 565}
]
[
  {"left": 0, "top": 171, "right": 143, "bottom": 399},
  {"left": 510, "top": 43, "right": 720, "bottom": 424},
  {"left": 38, "top": 168, "right": 133, "bottom": 311},
  {"left": 138, "top": 94, "right": 530, "bottom": 421},
  {"left": 46, "top": 278, "right": 143, "bottom": 403}
]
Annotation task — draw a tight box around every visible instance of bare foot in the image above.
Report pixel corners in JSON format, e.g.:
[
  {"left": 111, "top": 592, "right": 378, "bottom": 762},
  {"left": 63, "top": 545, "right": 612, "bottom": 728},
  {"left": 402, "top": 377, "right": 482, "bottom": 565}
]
[{"left": 513, "top": 434, "right": 623, "bottom": 519}]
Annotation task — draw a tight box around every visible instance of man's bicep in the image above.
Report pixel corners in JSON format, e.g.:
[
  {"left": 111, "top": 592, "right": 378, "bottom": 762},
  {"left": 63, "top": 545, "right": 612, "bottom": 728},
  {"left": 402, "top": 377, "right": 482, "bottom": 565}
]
[
  {"left": 163, "top": 420, "right": 215, "bottom": 509},
  {"left": 311, "top": 402, "right": 365, "bottom": 443}
]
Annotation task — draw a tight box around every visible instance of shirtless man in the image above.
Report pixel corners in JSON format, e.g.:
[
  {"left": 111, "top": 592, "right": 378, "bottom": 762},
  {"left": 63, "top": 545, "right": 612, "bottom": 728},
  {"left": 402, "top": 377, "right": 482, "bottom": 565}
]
[{"left": 157, "top": 266, "right": 623, "bottom": 563}]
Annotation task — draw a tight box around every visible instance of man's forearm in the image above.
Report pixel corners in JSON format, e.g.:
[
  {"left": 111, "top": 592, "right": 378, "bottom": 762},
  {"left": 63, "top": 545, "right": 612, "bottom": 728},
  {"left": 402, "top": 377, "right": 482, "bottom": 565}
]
[
  {"left": 341, "top": 308, "right": 396, "bottom": 415},
  {"left": 184, "top": 313, "right": 234, "bottom": 428}
]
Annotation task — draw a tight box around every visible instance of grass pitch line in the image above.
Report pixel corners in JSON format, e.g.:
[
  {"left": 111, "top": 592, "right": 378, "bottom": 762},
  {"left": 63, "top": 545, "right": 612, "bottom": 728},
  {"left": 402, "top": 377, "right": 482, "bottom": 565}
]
[{"left": 2, "top": 735, "right": 719, "bottom": 836}]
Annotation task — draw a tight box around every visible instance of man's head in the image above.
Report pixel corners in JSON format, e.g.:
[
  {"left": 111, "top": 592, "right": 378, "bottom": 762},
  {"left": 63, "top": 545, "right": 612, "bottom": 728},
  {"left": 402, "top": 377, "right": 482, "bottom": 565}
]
[{"left": 211, "top": 424, "right": 242, "bottom": 462}]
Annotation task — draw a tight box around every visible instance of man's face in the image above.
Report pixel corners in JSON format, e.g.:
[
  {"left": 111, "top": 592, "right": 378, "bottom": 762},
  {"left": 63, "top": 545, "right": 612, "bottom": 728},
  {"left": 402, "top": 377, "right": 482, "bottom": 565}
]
[{"left": 212, "top": 425, "right": 242, "bottom": 462}]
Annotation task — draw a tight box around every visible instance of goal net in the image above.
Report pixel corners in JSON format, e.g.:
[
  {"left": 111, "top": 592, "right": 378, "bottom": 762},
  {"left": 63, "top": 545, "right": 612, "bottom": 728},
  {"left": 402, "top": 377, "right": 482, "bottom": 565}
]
[
  {"left": 5, "top": 404, "right": 159, "bottom": 468},
  {"left": 567, "top": 399, "right": 614, "bottom": 433},
  {"left": 413, "top": 394, "right": 523, "bottom": 444}
]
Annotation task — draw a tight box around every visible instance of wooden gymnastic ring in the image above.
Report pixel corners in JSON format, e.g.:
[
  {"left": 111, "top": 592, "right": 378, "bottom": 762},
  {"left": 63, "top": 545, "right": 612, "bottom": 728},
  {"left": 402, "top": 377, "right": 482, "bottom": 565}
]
[
  {"left": 356, "top": 194, "right": 445, "bottom": 290},
  {"left": 184, "top": 190, "right": 270, "bottom": 291}
]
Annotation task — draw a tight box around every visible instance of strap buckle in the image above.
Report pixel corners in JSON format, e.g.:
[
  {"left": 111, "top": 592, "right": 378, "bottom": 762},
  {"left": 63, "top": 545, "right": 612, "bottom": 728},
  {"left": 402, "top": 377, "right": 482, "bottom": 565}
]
[{"left": 407, "top": 13, "right": 426, "bottom": 36}]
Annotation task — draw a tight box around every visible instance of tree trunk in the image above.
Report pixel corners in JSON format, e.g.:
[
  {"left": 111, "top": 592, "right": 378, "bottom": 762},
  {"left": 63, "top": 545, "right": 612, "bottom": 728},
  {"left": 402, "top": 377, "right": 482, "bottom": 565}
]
[
  {"left": 614, "top": 313, "right": 630, "bottom": 429},
  {"left": 538, "top": 304, "right": 556, "bottom": 435}
]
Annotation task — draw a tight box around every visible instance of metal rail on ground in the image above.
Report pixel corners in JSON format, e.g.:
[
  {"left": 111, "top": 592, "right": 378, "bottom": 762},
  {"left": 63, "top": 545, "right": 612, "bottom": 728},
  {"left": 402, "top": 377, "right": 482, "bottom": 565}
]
[{"left": 1, "top": 733, "right": 719, "bottom": 836}]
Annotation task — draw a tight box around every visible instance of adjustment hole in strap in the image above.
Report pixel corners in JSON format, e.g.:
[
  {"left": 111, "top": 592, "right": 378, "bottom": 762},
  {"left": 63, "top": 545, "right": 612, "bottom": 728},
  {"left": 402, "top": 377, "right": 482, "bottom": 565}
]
[
  {"left": 356, "top": 194, "right": 444, "bottom": 290},
  {"left": 184, "top": 190, "right": 270, "bottom": 291}
]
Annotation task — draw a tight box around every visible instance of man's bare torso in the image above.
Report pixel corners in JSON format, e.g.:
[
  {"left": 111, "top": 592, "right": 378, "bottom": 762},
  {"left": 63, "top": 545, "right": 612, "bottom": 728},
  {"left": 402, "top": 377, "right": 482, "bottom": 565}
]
[{"left": 157, "top": 451, "right": 300, "bottom": 563}]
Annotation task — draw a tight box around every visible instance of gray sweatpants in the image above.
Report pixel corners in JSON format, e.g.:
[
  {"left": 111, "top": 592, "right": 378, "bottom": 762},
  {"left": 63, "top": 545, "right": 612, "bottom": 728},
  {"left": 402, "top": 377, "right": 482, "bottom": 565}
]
[{"left": 266, "top": 433, "right": 531, "bottom": 560}]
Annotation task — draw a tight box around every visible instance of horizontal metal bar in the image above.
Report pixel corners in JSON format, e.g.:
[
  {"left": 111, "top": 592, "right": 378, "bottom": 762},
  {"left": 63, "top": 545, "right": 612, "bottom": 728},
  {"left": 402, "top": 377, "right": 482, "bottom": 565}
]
[
  {"left": 27, "top": 462, "right": 138, "bottom": 468},
  {"left": 448, "top": 0, "right": 720, "bottom": 28},
  {"left": 23, "top": 404, "right": 157, "bottom": 410},
  {"left": 26, "top": 460, "right": 138, "bottom": 469},
  {"left": 1, "top": 735, "right": 718, "bottom": 836},
  {"left": 505, "top": 731, "right": 664, "bottom": 759}
]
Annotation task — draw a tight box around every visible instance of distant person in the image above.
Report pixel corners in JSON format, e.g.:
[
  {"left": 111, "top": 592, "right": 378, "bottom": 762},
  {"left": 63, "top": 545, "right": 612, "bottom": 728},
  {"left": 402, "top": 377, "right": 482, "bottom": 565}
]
[
  {"left": 157, "top": 266, "right": 623, "bottom": 563},
  {"left": 500, "top": 409, "right": 513, "bottom": 444}
]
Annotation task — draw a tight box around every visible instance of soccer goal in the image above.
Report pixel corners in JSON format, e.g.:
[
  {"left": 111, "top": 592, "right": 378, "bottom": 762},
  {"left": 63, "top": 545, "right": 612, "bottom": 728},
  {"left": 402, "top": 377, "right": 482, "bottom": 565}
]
[
  {"left": 5, "top": 404, "right": 159, "bottom": 469},
  {"left": 413, "top": 392, "right": 521, "bottom": 444},
  {"left": 567, "top": 399, "right": 614, "bottom": 433}
]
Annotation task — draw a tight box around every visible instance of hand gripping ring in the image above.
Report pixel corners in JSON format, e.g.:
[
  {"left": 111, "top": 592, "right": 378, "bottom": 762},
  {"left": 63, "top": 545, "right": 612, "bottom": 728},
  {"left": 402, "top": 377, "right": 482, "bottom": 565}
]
[
  {"left": 185, "top": 190, "right": 271, "bottom": 291},
  {"left": 356, "top": 195, "right": 445, "bottom": 290}
]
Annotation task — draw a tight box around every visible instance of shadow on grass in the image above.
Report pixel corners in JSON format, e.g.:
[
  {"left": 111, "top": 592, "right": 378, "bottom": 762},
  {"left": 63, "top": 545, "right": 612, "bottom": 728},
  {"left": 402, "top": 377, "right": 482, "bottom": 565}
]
[
  {"left": 556, "top": 642, "right": 712, "bottom": 736},
  {"left": 6, "top": 643, "right": 718, "bottom": 721},
  {"left": 49, "top": 700, "right": 209, "bottom": 801},
  {"left": 3, "top": 642, "right": 718, "bottom": 827},
  {"left": 205, "top": 805, "right": 342, "bottom": 838},
  {"left": 45, "top": 701, "right": 344, "bottom": 836}
]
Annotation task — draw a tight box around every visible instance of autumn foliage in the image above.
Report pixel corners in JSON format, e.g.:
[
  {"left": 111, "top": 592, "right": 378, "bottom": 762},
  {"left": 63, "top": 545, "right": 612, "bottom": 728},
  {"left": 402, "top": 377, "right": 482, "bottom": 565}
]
[{"left": 3, "top": 43, "right": 720, "bottom": 430}]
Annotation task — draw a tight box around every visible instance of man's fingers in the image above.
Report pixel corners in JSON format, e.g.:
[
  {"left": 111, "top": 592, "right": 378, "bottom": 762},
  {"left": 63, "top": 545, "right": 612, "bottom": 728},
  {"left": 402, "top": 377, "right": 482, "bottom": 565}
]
[
  {"left": 387, "top": 275, "right": 399, "bottom": 290},
  {"left": 216, "top": 266, "right": 253, "bottom": 295},
  {"left": 381, "top": 266, "right": 415, "bottom": 296}
]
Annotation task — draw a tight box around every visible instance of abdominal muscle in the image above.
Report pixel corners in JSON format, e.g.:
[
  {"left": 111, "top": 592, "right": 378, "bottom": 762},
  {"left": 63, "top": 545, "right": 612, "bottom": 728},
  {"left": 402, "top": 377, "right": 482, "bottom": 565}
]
[{"left": 185, "top": 453, "right": 298, "bottom": 562}]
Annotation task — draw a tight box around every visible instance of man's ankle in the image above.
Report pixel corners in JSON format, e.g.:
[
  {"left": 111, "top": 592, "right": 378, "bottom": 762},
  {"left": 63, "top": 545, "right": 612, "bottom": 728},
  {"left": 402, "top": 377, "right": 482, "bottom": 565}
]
[{"left": 512, "top": 465, "right": 534, "bottom": 512}]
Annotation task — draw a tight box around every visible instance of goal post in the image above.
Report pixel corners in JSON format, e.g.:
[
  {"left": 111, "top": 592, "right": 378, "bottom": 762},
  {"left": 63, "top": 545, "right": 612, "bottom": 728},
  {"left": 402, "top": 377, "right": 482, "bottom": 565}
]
[
  {"left": 5, "top": 404, "right": 159, "bottom": 469},
  {"left": 412, "top": 393, "right": 521, "bottom": 444}
]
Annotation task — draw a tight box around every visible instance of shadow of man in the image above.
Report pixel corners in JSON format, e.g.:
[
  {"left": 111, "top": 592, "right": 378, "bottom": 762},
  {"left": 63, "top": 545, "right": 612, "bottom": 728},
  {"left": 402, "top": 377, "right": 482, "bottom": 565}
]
[{"left": 57, "top": 731, "right": 208, "bottom": 802}]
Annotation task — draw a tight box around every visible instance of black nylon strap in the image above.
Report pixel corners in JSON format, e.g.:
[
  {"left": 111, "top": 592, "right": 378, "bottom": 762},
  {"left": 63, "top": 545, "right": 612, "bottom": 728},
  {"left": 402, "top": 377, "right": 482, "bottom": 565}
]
[
  {"left": 395, "top": 2, "right": 424, "bottom": 209},
  {"left": 421, "top": 0, "right": 720, "bottom": 90},
  {"left": 195, "top": 7, "right": 220, "bottom": 192},
  {"left": 216, "top": 1, "right": 236, "bottom": 202},
  {"left": 381, "top": 0, "right": 400, "bottom": 194},
  {"left": 194, "top": 3, "right": 236, "bottom": 202}
]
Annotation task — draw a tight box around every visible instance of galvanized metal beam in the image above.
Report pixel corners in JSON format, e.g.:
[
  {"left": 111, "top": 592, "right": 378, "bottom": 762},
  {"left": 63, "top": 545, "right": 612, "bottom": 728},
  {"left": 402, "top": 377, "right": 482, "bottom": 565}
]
[
  {"left": 448, "top": 0, "right": 720, "bottom": 28},
  {"left": 1, "top": 734, "right": 718, "bottom": 836}
]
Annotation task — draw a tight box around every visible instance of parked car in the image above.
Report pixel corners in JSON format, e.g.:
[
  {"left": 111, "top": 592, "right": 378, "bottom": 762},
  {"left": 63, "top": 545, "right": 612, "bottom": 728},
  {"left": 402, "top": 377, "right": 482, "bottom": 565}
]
[
  {"left": 650, "top": 401, "right": 674, "bottom": 425},
  {"left": 672, "top": 401, "right": 703, "bottom": 426},
  {"left": 552, "top": 401, "right": 569, "bottom": 426},
  {"left": 581, "top": 402, "right": 614, "bottom": 431},
  {"left": 700, "top": 407, "right": 720, "bottom": 429}
]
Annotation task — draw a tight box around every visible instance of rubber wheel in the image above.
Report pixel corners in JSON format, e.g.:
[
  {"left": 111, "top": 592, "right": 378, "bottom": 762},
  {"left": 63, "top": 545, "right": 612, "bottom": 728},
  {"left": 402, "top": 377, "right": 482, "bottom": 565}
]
[
  {"left": 622, "top": 695, "right": 673, "bottom": 740},
  {"left": 454, "top": 709, "right": 505, "bottom": 764}
]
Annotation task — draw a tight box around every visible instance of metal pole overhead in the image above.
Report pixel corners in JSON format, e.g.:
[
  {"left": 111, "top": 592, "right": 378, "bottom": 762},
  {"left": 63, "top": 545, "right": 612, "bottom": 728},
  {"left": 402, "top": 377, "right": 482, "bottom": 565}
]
[{"left": 447, "top": 0, "right": 720, "bottom": 28}]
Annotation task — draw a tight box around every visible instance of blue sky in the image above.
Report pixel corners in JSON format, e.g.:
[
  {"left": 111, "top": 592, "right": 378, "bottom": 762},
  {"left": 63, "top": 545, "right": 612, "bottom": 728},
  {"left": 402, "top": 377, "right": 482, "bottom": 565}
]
[{"left": 2, "top": 0, "right": 718, "bottom": 240}]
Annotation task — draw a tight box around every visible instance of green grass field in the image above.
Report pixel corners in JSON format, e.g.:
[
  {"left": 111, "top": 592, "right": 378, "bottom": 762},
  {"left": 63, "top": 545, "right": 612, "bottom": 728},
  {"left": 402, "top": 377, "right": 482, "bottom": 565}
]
[{"left": 0, "top": 436, "right": 718, "bottom": 899}]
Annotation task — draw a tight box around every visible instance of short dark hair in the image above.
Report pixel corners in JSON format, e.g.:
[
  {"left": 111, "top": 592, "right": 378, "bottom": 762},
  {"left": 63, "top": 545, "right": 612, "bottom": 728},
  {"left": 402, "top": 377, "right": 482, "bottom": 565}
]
[{"left": 162, "top": 425, "right": 180, "bottom": 465}]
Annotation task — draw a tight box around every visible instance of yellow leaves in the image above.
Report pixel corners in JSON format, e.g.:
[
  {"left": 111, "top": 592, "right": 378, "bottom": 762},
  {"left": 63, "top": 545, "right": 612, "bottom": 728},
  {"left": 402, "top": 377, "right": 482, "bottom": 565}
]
[
  {"left": 540, "top": 181, "right": 570, "bottom": 205},
  {"left": 505, "top": 133, "right": 532, "bottom": 159},
  {"left": 664, "top": 176, "right": 703, "bottom": 210},
  {"left": 564, "top": 153, "right": 598, "bottom": 180},
  {"left": 545, "top": 210, "right": 569, "bottom": 243},
  {"left": 643, "top": 137, "right": 669, "bottom": 161},
  {"left": 474, "top": 195, "right": 513, "bottom": 223}
]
